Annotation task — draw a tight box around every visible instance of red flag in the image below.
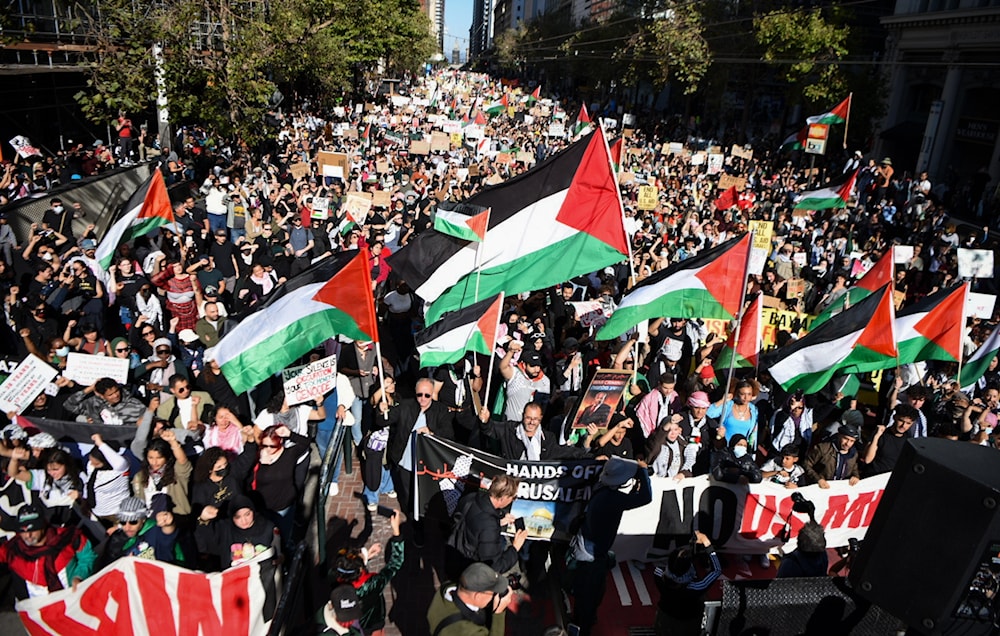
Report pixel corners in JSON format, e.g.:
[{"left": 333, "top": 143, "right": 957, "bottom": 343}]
[
  {"left": 578, "top": 104, "right": 591, "bottom": 124},
  {"left": 474, "top": 111, "right": 487, "bottom": 126},
  {"left": 714, "top": 186, "right": 737, "bottom": 211}
]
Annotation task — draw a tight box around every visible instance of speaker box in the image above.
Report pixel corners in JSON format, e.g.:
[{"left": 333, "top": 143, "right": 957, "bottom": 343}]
[
  {"left": 713, "top": 577, "right": 905, "bottom": 635},
  {"left": 849, "top": 438, "right": 1000, "bottom": 635}
]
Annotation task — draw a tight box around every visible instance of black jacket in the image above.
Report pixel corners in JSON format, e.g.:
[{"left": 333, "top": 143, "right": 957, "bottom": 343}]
[
  {"left": 449, "top": 491, "right": 518, "bottom": 573},
  {"left": 479, "top": 419, "right": 589, "bottom": 461},
  {"left": 384, "top": 399, "right": 454, "bottom": 466}
]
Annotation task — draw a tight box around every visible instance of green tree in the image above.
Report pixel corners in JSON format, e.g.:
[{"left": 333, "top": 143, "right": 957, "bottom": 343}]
[
  {"left": 754, "top": 8, "right": 850, "bottom": 105},
  {"left": 624, "top": 1, "right": 711, "bottom": 94}
]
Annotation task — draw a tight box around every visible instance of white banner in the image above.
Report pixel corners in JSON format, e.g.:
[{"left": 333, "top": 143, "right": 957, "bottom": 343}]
[
  {"left": 64, "top": 353, "right": 129, "bottom": 386},
  {"left": 16, "top": 551, "right": 276, "bottom": 635},
  {"left": 569, "top": 300, "right": 611, "bottom": 328},
  {"left": 0, "top": 355, "right": 58, "bottom": 414},
  {"left": 282, "top": 354, "right": 337, "bottom": 405},
  {"left": 958, "top": 248, "right": 994, "bottom": 279},
  {"left": 9, "top": 135, "right": 41, "bottom": 159},
  {"left": 613, "top": 473, "right": 890, "bottom": 561},
  {"left": 967, "top": 292, "right": 996, "bottom": 320}
]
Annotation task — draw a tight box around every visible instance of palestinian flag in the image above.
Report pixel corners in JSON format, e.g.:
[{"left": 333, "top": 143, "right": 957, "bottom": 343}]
[
  {"left": 716, "top": 293, "right": 762, "bottom": 369},
  {"left": 811, "top": 248, "right": 894, "bottom": 329},
  {"left": 780, "top": 127, "right": 808, "bottom": 152},
  {"left": 960, "top": 323, "right": 1000, "bottom": 388},
  {"left": 362, "top": 123, "right": 371, "bottom": 146},
  {"left": 794, "top": 170, "right": 858, "bottom": 211},
  {"left": 433, "top": 202, "right": 490, "bottom": 242},
  {"left": 573, "top": 104, "right": 592, "bottom": 136},
  {"left": 415, "top": 293, "right": 504, "bottom": 368},
  {"left": 474, "top": 111, "right": 488, "bottom": 126},
  {"left": 763, "top": 285, "right": 897, "bottom": 393},
  {"left": 597, "top": 234, "right": 751, "bottom": 340},
  {"left": 807, "top": 94, "right": 852, "bottom": 125},
  {"left": 388, "top": 128, "right": 628, "bottom": 324},
  {"left": 207, "top": 250, "right": 377, "bottom": 395},
  {"left": 95, "top": 171, "right": 176, "bottom": 268},
  {"left": 337, "top": 211, "right": 359, "bottom": 235},
  {"left": 484, "top": 100, "right": 505, "bottom": 116},
  {"left": 527, "top": 85, "right": 541, "bottom": 104},
  {"left": 893, "top": 282, "right": 967, "bottom": 366},
  {"left": 609, "top": 137, "right": 623, "bottom": 173},
  {"left": 714, "top": 186, "right": 737, "bottom": 211}
]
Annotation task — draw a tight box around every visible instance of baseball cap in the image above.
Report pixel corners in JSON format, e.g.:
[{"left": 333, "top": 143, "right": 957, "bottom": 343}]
[
  {"left": 459, "top": 563, "right": 508, "bottom": 594},
  {"left": 329, "top": 585, "right": 362, "bottom": 622},
  {"left": 117, "top": 496, "right": 149, "bottom": 522},
  {"left": 178, "top": 329, "right": 200, "bottom": 344},
  {"left": 81, "top": 238, "right": 97, "bottom": 249},
  {"left": 838, "top": 423, "right": 860, "bottom": 439},
  {"left": 17, "top": 503, "right": 47, "bottom": 532},
  {"left": 521, "top": 351, "right": 543, "bottom": 367}
]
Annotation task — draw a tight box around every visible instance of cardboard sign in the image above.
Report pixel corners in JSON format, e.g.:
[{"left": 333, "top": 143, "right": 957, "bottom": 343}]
[
  {"left": 64, "top": 353, "right": 129, "bottom": 387},
  {"left": 431, "top": 132, "right": 450, "bottom": 153},
  {"left": 411, "top": 140, "right": 430, "bottom": 155},
  {"left": 623, "top": 128, "right": 634, "bottom": 138},
  {"left": 570, "top": 369, "right": 633, "bottom": 429},
  {"left": 468, "top": 163, "right": 480, "bottom": 177},
  {"left": 618, "top": 171, "right": 635, "bottom": 185},
  {"left": 690, "top": 152, "right": 706, "bottom": 166},
  {"left": 485, "top": 174, "right": 503, "bottom": 186},
  {"left": 637, "top": 185, "right": 659, "bottom": 211},
  {"left": 343, "top": 192, "right": 372, "bottom": 222},
  {"left": 282, "top": 355, "right": 338, "bottom": 405},
  {"left": 496, "top": 152, "right": 513, "bottom": 164},
  {"left": 730, "top": 145, "right": 754, "bottom": 160},
  {"left": 516, "top": 151, "right": 534, "bottom": 164},
  {"left": 376, "top": 159, "right": 390, "bottom": 174},
  {"left": 288, "top": 162, "right": 311, "bottom": 181},
  {"left": 317, "top": 151, "right": 349, "bottom": 180},
  {"left": 718, "top": 174, "right": 747, "bottom": 191},
  {"left": 747, "top": 220, "right": 774, "bottom": 276},
  {"left": 311, "top": 196, "right": 330, "bottom": 220},
  {"left": 967, "top": 292, "right": 997, "bottom": 319},
  {"left": 0, "top": 354, "right": 57, "bottom": 414},
  {"left": 372, "top": 190, "right": 392, "bottom": 208},
  {"left": 785, "top": 278, "right": 806, "bottom": 299},
  {"left": 450, "top": 132, "right": 463, "bottom": 148},
  {"left": 959, "top": 248, "right": 994, "bottom": 278}
]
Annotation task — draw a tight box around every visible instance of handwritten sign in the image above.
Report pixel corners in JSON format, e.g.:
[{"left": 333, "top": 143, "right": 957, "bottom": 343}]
[
  {"left": 748, "top": 220, "right": 774, "bottom": 276},
  {"left": 637, "top": 185, "right": 659, "bottom": 211},
  {"left": 547, "top": 123, "right": 565, "bottom": 138},
  {"left": 0, "top": 355, "right": 57, "bottom": 414},
  {"left": 967, "top": 292, "right": 997, "bottom": 319},
  {"left": 431, "top": 132, "right": 450, "bottom": 153},
  {"left": 959, "top": 248, "right": 994, "bottom": 279},
  {"left": 372, "top": 190, "right": 392, "bottom": 208},
  {"left": 282, "top": 355, "right": 338, "bottom": 406},
  {"left": 343, "top": 192, "right": 372, "bottom": 222},
  {"left": 317, "top": 151, "right": 349, "bottom": 180},
  {"left": 718, "top": 174, "right": 747, "bottom": 191},
  {"left": 64, "top": 353, "right": 129, "bottom": 387},
  {"left": 411, "top": 140, "right": 430, "bottom": 155},
  {"left": 289, "top": 163, "right": 311, "bottom": 181}
]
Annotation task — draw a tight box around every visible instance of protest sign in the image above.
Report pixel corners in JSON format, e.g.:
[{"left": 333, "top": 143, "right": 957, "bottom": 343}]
[
  {"left": 310, "top": 196, "right": 329, "bottom": 220},
  {"left": 893, "top": 245, "right": 913, "bottom": 263},
  {"left": 485, "top": 174, "right": 503, "bottom": 186},
  {"left": 450, "top": 132, "right": 463, "bottom": 148},
  {"left": 343, "top": 192, "right": 372, "bottom": 222},
  {"left": 376, "top": 159, "right": 390, "bottom": 174},
  {"left": 618, "top": 171, "right": 635, "bottom": 185},
  {"left": 430, "top": 132, "right": 450, "bottom": 153},
  {"left": 0, "top": 355, "right": 57, "bottom": 414},
  {"left": 8, "top": 135, "right": 41, "bottom": 159},
  {"left": 410, "top": 140, "right": 430, "bottom": 155},
  {"left": 468, "top": 163, "right": 480, "bottom": 177},
  {"left": 64, "top": 353, "right": 129, "bottom": 387},
  {"left": 282, "top": 355, "right": 337, "bottom": 405},
  {"left": 730, "top": 145, "right": 754, "bottom": 160},
  {"left": 637, "top": 185, "right": 659, "bottom": 210},
  {"left": 17, "top": 552, "right": 277, "bottom": 635},
  {"left": 747, "top": 220, "right": 773, "bottom": 276},
  {"left": 569, "top": 300, "right": 610, "bottom": 328},
  {"left": 623, "top": 128, "right": 634, "bottom": 138},
  {"left": 958, "top": 248, "right": 994, "bottom": 278},
  {"left": 718, "top": 174, "right": 747, "bottom": 191},
  {"left": 496, "top": 152, "right": 512, "bottom": 164},
  {"left": 707, "top": 153, "right": 724, "bottom": 175},
  {"left": 967, "top": 292, "right": 997, "bottom": 319},
  {"left": 547, "top": 123, "right": 565, "bottom": 138},
  {"left": 690, "top": 152, "right": 706, "bottom": 166},
  {"left": 317, "top": 151, "right": 348, "bottom": 179},
  {"left": 516, "top": 151, "right": 534, "bottom": 164},
  {"left": 785, "top": 278, "right": 806, "bottom": 299},
  {"left": 288, "top": 162, "right": 310, "bottom": 180},
  {"left": 372, "top": 190, "right": 392, "bottom": 208},
  {"left": 570, "top": 369, "right": 633, "bottom": 429},
  {"left": 414, "top": 435, "right": 889, "bottom": 556}
]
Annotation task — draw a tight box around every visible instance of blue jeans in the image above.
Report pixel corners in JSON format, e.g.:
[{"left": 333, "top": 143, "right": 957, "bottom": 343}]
[
  {"left": 230, "top": 227, "right": 246, "bottom": 244},
  {"left": 208, "top": 213, "right": 227, "bottom": 234},
  {"left": 362, "top": 466, "right": 394, "bottom": 505}
]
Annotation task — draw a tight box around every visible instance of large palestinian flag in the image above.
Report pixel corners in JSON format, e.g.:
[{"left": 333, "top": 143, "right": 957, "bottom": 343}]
[
  {"left": 894, "top": 282, "right": 967, "bottom": 366},
  {"left": 415, "top": 293, "right": 504, "bottom": 368},
  {"left": 95, "top": 170, "right": 176, "bottom": 268},
  {"left": 763, "top": 284, "right": 897, "bottom": 393},
  {"left": 206, "top": 250, "right": 378, "bottom": 395},
  {"left": 794, "top": 170, "right": 858, "bottom": 211},
  {"left": 811, "top": 248, "right": 894, "bottom": 329},
  {"left": 716, "top": 293, "right": 762, "bottom": 370},
  {"left": 597, "top": 234, "right": 750, "bottom": 340},
  {"left": 960, "top": 323, "right": 1000, "bottom": 388},
  {"left": 388, "top": 128, "right": 628, "bottom": 323}
]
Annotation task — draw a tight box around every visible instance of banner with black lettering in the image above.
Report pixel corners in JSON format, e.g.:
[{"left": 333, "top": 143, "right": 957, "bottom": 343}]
[
  {"left": 16, "top": 551, "right": 277, "bottom": 634},
  {"left": 614, "top": 473, "right": 890, "bottom": 560},
  {"left": 415, "top": 434, "right": 889, "bottom": 555},
  {"left": 414, "top": 434, "right": 602, "bottom": 541}
]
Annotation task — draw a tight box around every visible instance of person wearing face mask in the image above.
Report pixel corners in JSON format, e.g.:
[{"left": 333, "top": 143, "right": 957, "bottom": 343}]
[
  {"left": 710, "top": 434, "right": 762, "bottom": 485},
  {"left": 195, "top": 495, "right": 276, "bottom": 570},
  {"left": 191, "top": 439, "right": 256, "bottom": 522},
  {"left": 42, "top": 197, "right": 76, "bottom": 242},
  {"left": 0, "top": 502, "right": 97, "bottom": 599}
]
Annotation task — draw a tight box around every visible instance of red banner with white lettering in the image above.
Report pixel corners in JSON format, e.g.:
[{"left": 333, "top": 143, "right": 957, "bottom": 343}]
[{"left": 16, "top": 552, "right": 277, "bottom": 635}]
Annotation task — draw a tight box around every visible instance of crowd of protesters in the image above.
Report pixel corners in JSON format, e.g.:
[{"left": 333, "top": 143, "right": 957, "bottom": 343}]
[{"left": 1, "top": 68, "right": 999, "bottom": 634}]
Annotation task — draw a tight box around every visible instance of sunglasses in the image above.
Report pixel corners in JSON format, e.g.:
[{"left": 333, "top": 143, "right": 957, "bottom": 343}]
[
  {"left": 142, "top": 329, "right": 154, "bottom": 335},
  {"left": 416, "top": 393, "right": 432, "bottom": 398},
  {"left": 156, "top": 348, "right": 171, "bottom": 354},
  {"left": 116, "top": 347, "right": 130, "bottom": 352},
  {"left": 261, "top": 444, "right": 281, "bottom": 449},
  {"left": 123, "top": 519, "right": 143, "bottom": 526},
  {"left": 175, "top": 386, "right": 189, "bottom": 393}
]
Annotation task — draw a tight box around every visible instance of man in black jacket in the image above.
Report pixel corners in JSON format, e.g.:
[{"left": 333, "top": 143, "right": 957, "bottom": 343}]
[
  {"left": 446, "top": 474, "right": 528, "bottom": 580},
  {"left": 477, "top": 402, "right": 590, "bottom": 461},
  {"left": 383, "top": 378, "right": 454, "bottom": 515}
]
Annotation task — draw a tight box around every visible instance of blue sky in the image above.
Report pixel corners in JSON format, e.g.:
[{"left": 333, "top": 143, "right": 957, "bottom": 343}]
[{"left": 444, "top": 1, "right": 472, "bottom": 62}]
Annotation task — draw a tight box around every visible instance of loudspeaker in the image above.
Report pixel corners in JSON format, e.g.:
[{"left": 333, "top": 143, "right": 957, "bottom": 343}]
[
  {"left": 713, "top": 577, "right": 904, "bottom": 635},
  {"left": 850, "top": 438, "right": 1000, "bottom": 635}
]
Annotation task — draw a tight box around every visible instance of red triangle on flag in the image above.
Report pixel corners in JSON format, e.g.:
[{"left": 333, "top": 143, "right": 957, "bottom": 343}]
[
  {"left": 553, "top": 128, "right": 629, "bottom": 255},
  {"left": 475, "top": 294, "right": 504, "bottom": 352},
  {"left": 836, "top": 169, "right": 859, "bottom": 205},
  {"left": 913, "top": 282, "right": 967, "bottom": 361},
  {"left": 857, "top": 248, "right": 894, "bottom": 293},
  {"left": 466, "top": 208, "right": 490, "bottom": 241},
  {"left": 578, "top": 104, "right": 591, "bottom": 124},
  {"left": 694, "top": 234, "right": 750, "bottom": 318},
  {"left": 474, "top": 111, "right": 487, "bottom": 126},
  {"left": 140, "top": 170, "right": 176, "bottom": 224},
  {"left": 311, "top": 249, "right": 379, "bottom": 343},
  {"left": 854, "top": 286, "right": 897, "bottom": 358},
  {"left": 531, "top": 86, "right": 541, "bottom": 100},
  {"left": 501, "top": 93, "right": 509, "bottom": 108},
  {"left": 728, "top": 294, "right": 762, "bottom": 367},
  {"left": 609, "top": 138, "right": 622, "bottom": 167}
]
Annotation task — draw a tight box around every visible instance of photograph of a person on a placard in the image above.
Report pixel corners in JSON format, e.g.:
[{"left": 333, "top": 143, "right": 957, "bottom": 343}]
[{"left": 575, "top": 392, "right": 612, "bottom": 429}]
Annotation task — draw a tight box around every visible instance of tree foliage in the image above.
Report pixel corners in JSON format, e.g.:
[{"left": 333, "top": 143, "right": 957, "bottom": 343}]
[
  {"left": 624, "top": 2, "right": 711, "bottom": 94},
  {"left": 754, "top": 8, "right": 850, "bottom": 104}
]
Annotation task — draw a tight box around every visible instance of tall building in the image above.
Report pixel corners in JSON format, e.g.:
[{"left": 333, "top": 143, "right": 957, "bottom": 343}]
[
  {"left": 470, "top": 0, "right": 496, "bottom": 61},
  {"left": 421, "top": 0, "right": 446, "bottom": 52},
  {"left": 879, "top": 0, "right": 1000, "bottom": 184},
  {"left": 493, "top": 0, "right": 526, "bottom": 39}
]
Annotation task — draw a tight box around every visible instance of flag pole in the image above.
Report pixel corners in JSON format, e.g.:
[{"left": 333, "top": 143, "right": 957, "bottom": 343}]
[
  {"left": 843, "top": 93, "right": 853, "bottom": 150},
  {"left": 725, "top": 233, "right": 755, "bottom": 394},
  {"left": 956, "top": 281, "right": 970, "bottom": 385},
  {"left": 483, "top": 292, "right": 506, "bottom": 412},
  {"left": 599, "top": 121, "right": 636, "bottom": 285},
  {"left": 473, "top": 207, "right": 490, "bottom": 303}
]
